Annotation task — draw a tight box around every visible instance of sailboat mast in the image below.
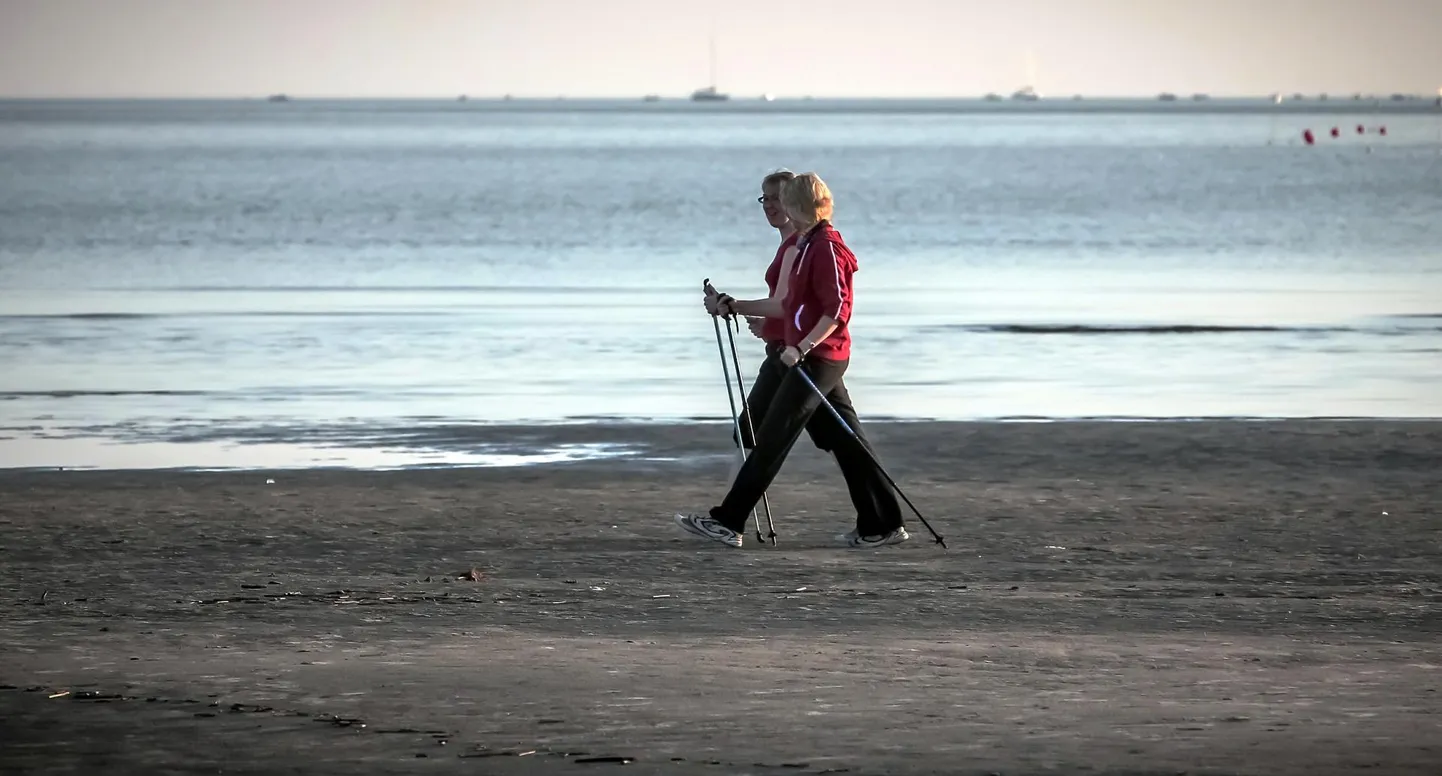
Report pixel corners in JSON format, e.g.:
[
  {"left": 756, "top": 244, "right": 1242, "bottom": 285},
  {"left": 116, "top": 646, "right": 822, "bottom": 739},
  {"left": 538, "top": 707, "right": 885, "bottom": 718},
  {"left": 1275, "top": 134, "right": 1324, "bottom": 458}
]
[{"left": 689, "top": 19, "right": 729, "bottom": 101}]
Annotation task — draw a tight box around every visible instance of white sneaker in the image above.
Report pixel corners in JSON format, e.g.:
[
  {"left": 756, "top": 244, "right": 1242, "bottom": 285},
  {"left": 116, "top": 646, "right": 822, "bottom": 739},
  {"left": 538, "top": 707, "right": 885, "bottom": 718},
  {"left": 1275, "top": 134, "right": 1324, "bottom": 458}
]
[
  {"left": 674, "top": 513, "right": 743, "bottom": 548},
  {"left": 838, "top": 526, "right": 910, "bottom": 548}
]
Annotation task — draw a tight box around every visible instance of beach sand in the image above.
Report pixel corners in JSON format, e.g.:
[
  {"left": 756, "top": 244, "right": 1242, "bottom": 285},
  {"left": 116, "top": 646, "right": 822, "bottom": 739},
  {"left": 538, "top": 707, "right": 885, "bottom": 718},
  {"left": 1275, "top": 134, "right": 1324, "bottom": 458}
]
[{"left": 2, "top": 420, "right": 1440, "bottom": 775}]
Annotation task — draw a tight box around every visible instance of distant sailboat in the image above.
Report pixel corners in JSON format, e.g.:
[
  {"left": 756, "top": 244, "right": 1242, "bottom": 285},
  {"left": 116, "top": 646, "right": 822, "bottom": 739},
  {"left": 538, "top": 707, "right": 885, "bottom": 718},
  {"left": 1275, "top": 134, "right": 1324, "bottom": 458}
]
[
  {"left": 1009, "top": 49, "right": 1041, "bottom": 101},
  {"left": 691, "top": 34, "right": 729, "bottom": 101}
]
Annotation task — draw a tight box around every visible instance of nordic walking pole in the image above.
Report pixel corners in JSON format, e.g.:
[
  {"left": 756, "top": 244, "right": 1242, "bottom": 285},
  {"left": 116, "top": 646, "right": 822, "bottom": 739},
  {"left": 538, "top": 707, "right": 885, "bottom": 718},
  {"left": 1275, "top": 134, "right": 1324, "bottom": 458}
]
[
  {"left": 722, "top": 311, "right": 778, "bottom": 545},
  {"left": 703, "top": 279, "right": 772, "bottom": 543},
  {"left": 791, "top": 362, "right": 947, "bottom": 549}
]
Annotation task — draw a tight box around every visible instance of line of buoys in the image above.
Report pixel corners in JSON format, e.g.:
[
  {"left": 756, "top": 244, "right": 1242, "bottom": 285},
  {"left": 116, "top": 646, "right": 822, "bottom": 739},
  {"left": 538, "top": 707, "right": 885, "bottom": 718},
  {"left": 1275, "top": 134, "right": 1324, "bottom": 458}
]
[{"left": 1302, "top": 125, "right": 1386, "bottom": 145}]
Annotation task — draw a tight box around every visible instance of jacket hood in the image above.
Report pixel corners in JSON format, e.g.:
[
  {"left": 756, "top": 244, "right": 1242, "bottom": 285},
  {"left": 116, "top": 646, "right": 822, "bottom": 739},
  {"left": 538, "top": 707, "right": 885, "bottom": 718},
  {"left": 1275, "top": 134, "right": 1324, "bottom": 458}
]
[{"left": 806, "top": 222, "right": 857, "bottom": 272}]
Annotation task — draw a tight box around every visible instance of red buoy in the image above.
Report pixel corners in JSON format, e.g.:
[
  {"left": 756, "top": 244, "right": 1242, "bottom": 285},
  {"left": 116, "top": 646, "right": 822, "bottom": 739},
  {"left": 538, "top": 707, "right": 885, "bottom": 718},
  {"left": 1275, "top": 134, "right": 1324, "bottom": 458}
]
[
  {"left": 1330, "top": 127, "right": 1340, "bottom": 138},
  {"left": 1356, "top": 124, "right": 1365, "bottom": 134},
  {"left": 1303, "top": 129, "right": 1316, "bottom": 145},
  {"left": 1379, "top": 126, "right": 1388, "bottom": 136}
]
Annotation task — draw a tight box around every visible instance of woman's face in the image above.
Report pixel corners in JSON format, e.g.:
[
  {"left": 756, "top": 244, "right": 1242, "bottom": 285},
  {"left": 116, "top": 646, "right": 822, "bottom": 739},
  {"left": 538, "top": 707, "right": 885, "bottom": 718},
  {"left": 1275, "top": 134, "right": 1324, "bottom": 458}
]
[{"left": 760, "top": 183, "right": 789, "bottom": 229}]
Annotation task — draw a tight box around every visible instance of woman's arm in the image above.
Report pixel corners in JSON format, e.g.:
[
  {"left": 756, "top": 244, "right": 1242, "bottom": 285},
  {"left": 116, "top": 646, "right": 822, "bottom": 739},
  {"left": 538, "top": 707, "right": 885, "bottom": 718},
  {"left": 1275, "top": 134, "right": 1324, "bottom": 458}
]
[
  {"left": 726, "top": 295, "right": 783, "bottom": 320},
  {"left": 711, "top": 245, "right": 798, "bottom": 319},
  {"left": 797, "top": 316, "right": 840, "bottom": 355},
  {"left": 780, "top": 315, "right": 839, "bottom": 366}
]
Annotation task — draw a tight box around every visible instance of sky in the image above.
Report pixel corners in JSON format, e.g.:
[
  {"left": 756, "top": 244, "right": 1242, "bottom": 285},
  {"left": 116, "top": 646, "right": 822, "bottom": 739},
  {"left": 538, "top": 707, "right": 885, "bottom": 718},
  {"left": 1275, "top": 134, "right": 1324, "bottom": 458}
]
[{"left": 0, "top": 0, "right": 1439, "bottom": 99}]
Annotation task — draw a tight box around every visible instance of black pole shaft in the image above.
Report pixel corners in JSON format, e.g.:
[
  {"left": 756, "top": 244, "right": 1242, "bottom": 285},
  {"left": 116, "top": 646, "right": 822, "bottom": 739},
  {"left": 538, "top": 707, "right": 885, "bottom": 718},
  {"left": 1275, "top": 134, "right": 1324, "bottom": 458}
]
[
  {"left": 703, "top": 279, "right": 764, "bottom": 539},
  {"left": 723, "top": 315, "right": 777, "bottom": 545}
]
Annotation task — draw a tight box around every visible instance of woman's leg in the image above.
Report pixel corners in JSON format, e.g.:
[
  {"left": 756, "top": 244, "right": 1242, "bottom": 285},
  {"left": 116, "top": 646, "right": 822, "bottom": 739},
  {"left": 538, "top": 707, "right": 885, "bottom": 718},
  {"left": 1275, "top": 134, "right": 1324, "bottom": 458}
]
[
  {"left": 708, "top": 357, "right": 850, "bottom": 534},
  {"left": 812, "top": 379, "right": 905, "bottom": 537},
  {"left": 723, "top": 343, "right": 783, "bottom": 489},
  {"left": 736, "top": 343, "right": 784, "bottom": 450}
]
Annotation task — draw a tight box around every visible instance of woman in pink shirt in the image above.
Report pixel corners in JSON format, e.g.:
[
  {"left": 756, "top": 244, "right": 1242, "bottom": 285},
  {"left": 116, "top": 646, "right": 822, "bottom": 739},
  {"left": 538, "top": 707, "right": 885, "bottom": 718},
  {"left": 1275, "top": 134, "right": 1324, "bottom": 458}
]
[{"left": 713, "top": 169, "right": 800, "bottom": 455}]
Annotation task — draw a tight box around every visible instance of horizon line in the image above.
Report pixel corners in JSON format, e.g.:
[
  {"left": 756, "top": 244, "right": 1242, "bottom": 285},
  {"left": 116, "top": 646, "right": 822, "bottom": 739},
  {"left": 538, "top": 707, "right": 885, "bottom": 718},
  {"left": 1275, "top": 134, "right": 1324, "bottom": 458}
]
[{"left": 2, "top": 91, "right": 1439, "bottom": 102}]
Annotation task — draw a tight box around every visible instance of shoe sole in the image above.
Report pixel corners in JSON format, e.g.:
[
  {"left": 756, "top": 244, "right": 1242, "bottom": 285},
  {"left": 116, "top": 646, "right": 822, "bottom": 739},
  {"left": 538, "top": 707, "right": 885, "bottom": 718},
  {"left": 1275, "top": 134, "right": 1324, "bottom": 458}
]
[
  {"left": 674, "top": 514, "right": 742, "bottom": 547},
  {"left": 847, "top": 530, "right": 910, "bottom": 549}
]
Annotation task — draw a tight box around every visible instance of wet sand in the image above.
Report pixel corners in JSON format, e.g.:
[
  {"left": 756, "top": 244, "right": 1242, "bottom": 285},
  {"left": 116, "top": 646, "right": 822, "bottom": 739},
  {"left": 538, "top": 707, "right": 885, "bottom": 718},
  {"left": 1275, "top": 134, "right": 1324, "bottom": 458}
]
[{"left": 2, "top": 420, "right": 1440, "bottom": 775}]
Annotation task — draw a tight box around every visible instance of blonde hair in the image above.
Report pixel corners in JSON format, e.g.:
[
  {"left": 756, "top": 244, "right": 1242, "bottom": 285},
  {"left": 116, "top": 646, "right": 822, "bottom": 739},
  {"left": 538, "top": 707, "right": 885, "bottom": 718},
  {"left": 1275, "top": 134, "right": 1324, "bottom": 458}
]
[{"left": 781, "top": 172, "right": 834, "bottom": 229}]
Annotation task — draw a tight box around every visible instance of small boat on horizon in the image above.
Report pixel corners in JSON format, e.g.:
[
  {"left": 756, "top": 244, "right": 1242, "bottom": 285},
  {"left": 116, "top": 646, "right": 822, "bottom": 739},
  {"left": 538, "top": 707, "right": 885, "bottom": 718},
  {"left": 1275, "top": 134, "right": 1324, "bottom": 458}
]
[
  {"left": 691, "top": 85, "right": 729, "bottom": 102},
  {"left": 1010, "top": 50, "right": 1042, "bottom": 101}
]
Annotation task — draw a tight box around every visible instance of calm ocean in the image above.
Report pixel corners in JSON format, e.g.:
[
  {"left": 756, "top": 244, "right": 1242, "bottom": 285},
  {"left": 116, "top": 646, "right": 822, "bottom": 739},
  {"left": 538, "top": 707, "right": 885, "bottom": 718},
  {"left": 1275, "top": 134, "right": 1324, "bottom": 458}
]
[{"left": 2, "top": 99, "right": 1440, "bottom": 469}]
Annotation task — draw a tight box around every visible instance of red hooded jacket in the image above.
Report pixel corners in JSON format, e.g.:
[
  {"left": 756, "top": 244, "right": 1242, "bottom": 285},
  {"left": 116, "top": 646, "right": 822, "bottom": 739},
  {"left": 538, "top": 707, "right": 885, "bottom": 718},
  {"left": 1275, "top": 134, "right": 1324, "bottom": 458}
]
[{"left": 782, "top": 221, "right": 856, "bottom": 361}]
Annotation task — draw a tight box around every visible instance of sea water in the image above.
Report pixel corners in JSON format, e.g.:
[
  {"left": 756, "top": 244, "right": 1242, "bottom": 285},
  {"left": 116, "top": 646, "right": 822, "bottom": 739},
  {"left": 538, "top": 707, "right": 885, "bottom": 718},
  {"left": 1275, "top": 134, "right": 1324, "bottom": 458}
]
[{"left": 2, "top": 99, "right": 1439, "bottom": 468}]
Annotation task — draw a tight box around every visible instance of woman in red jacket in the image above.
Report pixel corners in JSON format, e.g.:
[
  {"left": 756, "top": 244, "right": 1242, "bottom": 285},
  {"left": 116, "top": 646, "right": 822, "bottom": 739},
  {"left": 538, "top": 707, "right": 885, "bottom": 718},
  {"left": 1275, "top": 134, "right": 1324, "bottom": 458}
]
[{"left": 677, "top": 172, "right": 908, "bottom": 549}]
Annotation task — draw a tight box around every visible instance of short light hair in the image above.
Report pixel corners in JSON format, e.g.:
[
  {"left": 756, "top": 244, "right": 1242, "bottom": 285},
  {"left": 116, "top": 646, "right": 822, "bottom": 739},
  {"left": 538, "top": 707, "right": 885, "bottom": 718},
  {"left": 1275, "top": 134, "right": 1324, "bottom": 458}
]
[
  {"left": 781, "top": 172, "right": 834, "bottom": 228},
  {"left": 761, "top": 168, "right": 795, "bottom": 191}
]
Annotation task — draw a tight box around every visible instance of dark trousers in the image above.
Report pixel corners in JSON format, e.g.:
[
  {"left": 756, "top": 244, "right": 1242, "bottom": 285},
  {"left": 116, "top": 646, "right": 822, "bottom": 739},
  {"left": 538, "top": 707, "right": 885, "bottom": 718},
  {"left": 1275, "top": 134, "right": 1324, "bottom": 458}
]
[
  {"left": 714, "top": 348, "right": 904, "bottom": 537},
  {"left": 734, "top": 342, "right": 832, "bottom": 450}
]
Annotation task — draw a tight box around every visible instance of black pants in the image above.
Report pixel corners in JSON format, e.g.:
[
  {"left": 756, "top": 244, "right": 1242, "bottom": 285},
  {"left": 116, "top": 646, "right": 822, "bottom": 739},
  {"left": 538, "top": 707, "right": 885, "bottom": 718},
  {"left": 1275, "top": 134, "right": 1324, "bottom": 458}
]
[
  {"left": 713, "top": 348, "right": 904, "bottom": 537},
  {"left": 735, "top": 343, "right": 844, "bottom": 452}
]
